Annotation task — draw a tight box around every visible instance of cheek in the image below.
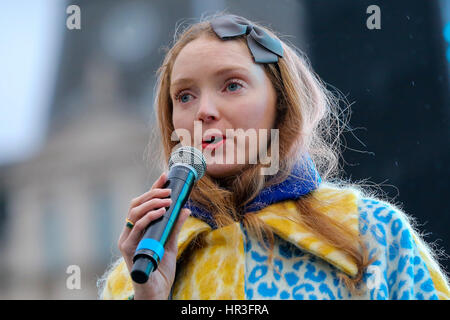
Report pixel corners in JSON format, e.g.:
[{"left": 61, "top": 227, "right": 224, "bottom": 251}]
[
  {"left": 172, "top": 105, "right": 183, "bottom": 124},
  {"left": 172, "top": 107, "right": 194, "bottom": 129},
  {"left": 172, "top": 111, "right": 194, "bottom": 144},
  {"left": 172, "top": 112, "right": 182, "bottom": 130},
  {"left": 232, "top": 95, "right": 276, "bottom": 130}
]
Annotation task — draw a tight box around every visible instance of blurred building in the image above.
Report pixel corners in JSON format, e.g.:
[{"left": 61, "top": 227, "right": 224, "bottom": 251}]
[{"left": 0, "top": 0, "right": 305, "bottom": 299}]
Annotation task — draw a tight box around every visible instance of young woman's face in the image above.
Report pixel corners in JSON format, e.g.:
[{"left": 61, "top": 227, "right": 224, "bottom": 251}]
[{"left": 170, "top": 35, "right": 277, "bottom": 178}]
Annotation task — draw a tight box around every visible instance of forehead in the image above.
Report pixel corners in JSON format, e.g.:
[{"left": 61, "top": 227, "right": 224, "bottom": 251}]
[{"left": 171, "top": 35, "right": 256, "bottom": 82}]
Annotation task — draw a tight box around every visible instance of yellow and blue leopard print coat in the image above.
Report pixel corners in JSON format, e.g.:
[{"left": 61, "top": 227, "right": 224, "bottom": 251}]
[{"left": 98, "top": 183, "right": 450, "bottom": 300}]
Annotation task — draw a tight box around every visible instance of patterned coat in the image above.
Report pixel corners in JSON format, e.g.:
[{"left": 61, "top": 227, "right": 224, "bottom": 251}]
[{"left": 99, "top": 183, "right": 450, "bottom": 300}]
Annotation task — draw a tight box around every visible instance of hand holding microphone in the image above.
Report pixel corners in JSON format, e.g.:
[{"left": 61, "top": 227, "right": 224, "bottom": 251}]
[{"left": 117, "top": 147, "right": 206, "bottom": 299}]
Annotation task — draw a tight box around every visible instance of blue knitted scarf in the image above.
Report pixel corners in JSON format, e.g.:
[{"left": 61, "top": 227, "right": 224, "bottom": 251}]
[{"left": 184, "top": 156, "right": 322, "bottom": 229}]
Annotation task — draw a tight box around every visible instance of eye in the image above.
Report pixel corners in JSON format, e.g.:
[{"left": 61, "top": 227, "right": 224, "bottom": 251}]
[
  {"left": 175, "top": 91, "right": 193, "bottom": 104},
  {"left": 226, "top": 80, "right": 244, "bottom": 92}
]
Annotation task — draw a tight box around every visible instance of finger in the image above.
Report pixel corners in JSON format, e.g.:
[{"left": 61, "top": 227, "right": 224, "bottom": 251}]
[
  {"left": 125, "top": 207, "right": 167, "bottom": 246},
  {"left": 151, "top": 171, "right": 168, "bottom": 189},
  {"left": 118, "top": 220, "right": 134, "bottom": 245},
  {"left": 130, "top": 187, "right": 171, "bottom": 209},
  {"left": 165, "top": 208, "right": 191, "bottom": 253},
  {"left": 123, "top": 188, "right": 171, "bottom": 243},
  {"left": 123, "top": 197, "right": 171, "bottom": 242},
  {"left": 128, "top": 197, "right": 172, "bottom": 222}
]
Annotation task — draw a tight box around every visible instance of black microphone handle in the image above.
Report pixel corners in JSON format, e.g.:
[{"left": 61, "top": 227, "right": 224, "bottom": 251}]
[{"left": 130, "top": 165, "right": 196, "bottom": 284}]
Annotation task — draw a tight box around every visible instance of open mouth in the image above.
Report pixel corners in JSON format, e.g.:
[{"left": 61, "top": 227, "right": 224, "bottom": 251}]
[{"left": 202, "top": 135, "right": 225, "bottom": 150}]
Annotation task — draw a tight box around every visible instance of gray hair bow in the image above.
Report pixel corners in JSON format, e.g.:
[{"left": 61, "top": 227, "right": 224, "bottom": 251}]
[{"left": 210, "top": 15, "right": 283, "bottom": 64}]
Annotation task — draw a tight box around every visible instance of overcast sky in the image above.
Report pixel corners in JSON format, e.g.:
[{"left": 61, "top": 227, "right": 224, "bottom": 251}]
[{"left": 0, "top": 0, "right": 65, "bottom": 165}]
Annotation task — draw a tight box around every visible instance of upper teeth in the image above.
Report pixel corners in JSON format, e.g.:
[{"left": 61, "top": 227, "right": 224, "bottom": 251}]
[{"left": 206, "top": 136, "right": 222, "bottom": 143}]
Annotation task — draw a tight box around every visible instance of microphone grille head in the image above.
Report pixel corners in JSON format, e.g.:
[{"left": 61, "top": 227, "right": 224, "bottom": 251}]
[{"left": 168, "top": 146, "right": 207, "bottom": 181}]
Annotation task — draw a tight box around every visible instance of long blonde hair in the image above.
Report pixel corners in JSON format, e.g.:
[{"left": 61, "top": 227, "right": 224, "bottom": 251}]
[{"left": 151, "top": 13, "right": 374, "bottom": 294}]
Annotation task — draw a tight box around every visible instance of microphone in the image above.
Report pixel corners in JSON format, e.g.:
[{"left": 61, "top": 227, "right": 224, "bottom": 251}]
[{"left": 130, "top": 146, "right": 206, "bottom": 284}]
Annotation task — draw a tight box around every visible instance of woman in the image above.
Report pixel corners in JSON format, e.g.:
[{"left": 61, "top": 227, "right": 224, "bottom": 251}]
[{"left": 97, "top": 14, "right": 449, "bottom": 300}]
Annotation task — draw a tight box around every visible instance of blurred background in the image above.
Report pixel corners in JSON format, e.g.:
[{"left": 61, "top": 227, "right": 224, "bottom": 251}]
[{"left": 0, "top": 0, "right": 448, "bottom": 299}]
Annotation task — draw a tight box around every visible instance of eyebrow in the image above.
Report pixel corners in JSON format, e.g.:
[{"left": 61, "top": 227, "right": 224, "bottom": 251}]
[{"left": 170, "top": 66, "right": 251, "bottom": 89}]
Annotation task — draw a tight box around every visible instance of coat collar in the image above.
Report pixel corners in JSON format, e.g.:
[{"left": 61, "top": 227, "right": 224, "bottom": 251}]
[
  {"left": 176, "top": 183, "right": 360, "bottom": 277},
  {"left": 185, "top": 156, "right": 322, "bottom": 229}
]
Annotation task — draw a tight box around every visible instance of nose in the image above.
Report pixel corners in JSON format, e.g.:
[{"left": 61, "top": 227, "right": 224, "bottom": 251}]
[{"left": 195, "top": 93, "right": 220, "bottom": 124}]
